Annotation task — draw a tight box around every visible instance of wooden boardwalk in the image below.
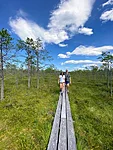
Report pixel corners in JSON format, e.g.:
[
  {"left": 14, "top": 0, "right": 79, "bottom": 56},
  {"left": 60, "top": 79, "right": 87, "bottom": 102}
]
[{"left": 47, "top": 89, "right": 77, "bottom": 150}]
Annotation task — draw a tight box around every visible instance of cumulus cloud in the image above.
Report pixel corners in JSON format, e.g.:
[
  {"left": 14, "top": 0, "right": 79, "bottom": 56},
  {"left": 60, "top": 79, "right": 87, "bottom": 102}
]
[
  {"left": 58, "top": 45, "right": 113, "bottom": 57},
  {"left": 9, "top": 0, "right": 95, "bottom": 44},
  {"left": 73, "top": 64, "right": 99, "bottom": 70},
  {"left": 100, "top": 9, "right": 113, "bottom": 21},
  {"left": 61, "top": 60, "right": 102, "bottom": 65},
  {"left": 59, "top": 43, "right": 68, "bottom": 47},
  {"left": 58, "top": 54, "right": 70, "bottom": 58},
  {"left": 102, "top": 0, "right": 113, "bottom": 7},
  {"left": 61, "top": 60, "right": 103, "bottom": 70},
  {"left": 44, "top": 29, "right": 69, "bottom": 44},
  {"left": 78, "top": 27, "right": 93, "bottom": 35},
  {"left": 80, "top": 63, "right": 99, "bottom": 70},
  {"left": 48, "top": 0, "right": 95, "bottom": 33}
]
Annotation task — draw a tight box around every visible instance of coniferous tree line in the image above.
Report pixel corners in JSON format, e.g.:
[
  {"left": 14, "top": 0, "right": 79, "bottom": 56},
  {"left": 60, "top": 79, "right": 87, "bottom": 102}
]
[
  {"left": 98, "top": 51, "right": 113, "bottom": 96},
  {"left": 1, "top": 28, "right": 113, "bottom": 100},
  {"left": 0, "top": 28, "right": 52, "bottom": 100}
]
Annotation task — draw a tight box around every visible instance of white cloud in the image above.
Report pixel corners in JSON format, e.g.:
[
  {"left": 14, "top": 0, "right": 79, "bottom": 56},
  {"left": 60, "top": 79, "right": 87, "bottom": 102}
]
[
  {"left": 48, "top": 0, "right": 95, "bottom": 32},
  {"left": 70, "top": 45, "right": 113, "bottom": 56},
  {"left": 102, "top": 0, "right": 113, "bottom": 7},
  {"left": 9, "top": 17, "right": 45, "bottom": 41},
  {"left": 61, "top": 60, "right": 102, "bottom": 65},
  {"left": 100, "top": 9, "right": 113, "bottom": 21},
  {"left": 58, "top": 45, "right": 113, "bottom": 57},
  {"left": 82, "top": 64, "right": 98, "bottom": 68},
  {"left": 78, "top": 27, "right": 93, "bottom": 35},
  {"left": 73, "top": 65, "right": 98, "bottom": 70},
  {"left": 9, "top": 17, "right": 69, "bottom": 44},
  {"left": 58, "top": 54, "right": 70, "bottom": 58},
  {"left": 59, "top": 43, "right": 68, "bottom": 47},
  {"left": 59, "top": 60, "right": 103, "bottom": 71},
  {"left": 44, "top": 29, "right": 69, "bottom": 44},
  {"left": 9, "top": 0, "right": 95, "bottom": 44}
]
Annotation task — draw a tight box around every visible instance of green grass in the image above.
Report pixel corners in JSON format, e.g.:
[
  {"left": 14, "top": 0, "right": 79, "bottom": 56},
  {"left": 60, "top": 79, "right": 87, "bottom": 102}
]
[
  {"left": 70, "top": 72, "right": 113, "bottom": 150},
  {"left": 0, "top": 72, "right": 113, "bottom": 149},
  {"left": 0, "top": 74, "right": 59, "bottom": 150}
]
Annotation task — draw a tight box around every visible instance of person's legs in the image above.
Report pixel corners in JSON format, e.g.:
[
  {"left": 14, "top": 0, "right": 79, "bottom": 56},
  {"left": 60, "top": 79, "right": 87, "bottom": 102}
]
[
  {"left": 66, "top": 82, "right": 70, "bottom": 92},
  {"left": 60, "top": 83, "right": 63, "bottom": 92},
  {"left": 62, "top": 82, "right": 65, "bottom": 92}
]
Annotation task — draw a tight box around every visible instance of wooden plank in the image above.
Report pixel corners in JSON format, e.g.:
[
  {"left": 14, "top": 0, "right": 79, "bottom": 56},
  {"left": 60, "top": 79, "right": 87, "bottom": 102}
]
[
  {"left": 47, "top": 94, "right": 62, "bottom": 150},
  {"left": 66, "top": 92, "right": 77, "bottom": 150},
  {"left": 47, "top": 90, "right": 77, "bottom": 150},
  {"left": 61, "top": 92, "right": 66, "bottom": 119},
  {"left": 58, "top": 92, "right": 67, "bottom": 150},
  {"left": 58, "top": 118, "right": 67, "bottom": 150}
]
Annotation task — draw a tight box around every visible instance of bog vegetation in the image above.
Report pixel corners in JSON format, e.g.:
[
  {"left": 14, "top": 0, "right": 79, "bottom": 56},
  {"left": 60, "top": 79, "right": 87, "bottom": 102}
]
[{"left": 0, "top": 28, "right": 113, "bottom": 149}]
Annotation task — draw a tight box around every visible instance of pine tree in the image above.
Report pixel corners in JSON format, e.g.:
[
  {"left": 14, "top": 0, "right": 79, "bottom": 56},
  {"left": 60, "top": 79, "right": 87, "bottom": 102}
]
[{"left": 0, "top": 28, "right": 13, "bottom": 100}]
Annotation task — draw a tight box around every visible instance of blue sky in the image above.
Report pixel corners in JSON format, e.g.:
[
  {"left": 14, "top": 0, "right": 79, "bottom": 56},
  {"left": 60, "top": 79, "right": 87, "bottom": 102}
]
[{"left": 1, "top": 0, "right": 113, "bottom": 71}]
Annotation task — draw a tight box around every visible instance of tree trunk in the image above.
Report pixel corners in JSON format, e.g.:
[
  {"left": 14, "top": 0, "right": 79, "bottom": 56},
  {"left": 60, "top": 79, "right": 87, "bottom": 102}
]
[
  {"left": 0, "top": 48, "right": 4, "bottom": 100},
  {"left": 110, "top": 66, "right": 112, "bottom": 97},
  {"left": 36, "top": 52, "right": 39, "bottom": 89},
  {"left": 107, "top": 63, "right": 110, "bottom": 88},
  {"left": 28, "top": 50, "right": 31, "bottom": 88}
]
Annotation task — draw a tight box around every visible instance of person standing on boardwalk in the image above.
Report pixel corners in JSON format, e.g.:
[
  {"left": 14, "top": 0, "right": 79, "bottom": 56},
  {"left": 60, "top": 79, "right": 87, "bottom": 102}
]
[
  {"left": 58, "top": 71, "right": 65, "bottom": 93},
  {"left": 65, "top": 69, "right": 71, "bottom": 92}
]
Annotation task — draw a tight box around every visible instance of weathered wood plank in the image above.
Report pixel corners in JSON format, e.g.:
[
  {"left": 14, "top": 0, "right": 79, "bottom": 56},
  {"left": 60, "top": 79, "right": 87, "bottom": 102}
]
[
  {"left": 58, "top": 92, "right": 67, "bottom": 150},
  {"left": 47, "top": 90, "right": 77, "bottom": 150},
  {"left": 58, "top": 118, "right": 67, "bottom": 150},
  {"left": 47, "top": 94, "right": 62, "bottom": 150},
  {"left": 61, "top": 92, "right": 66, "bottom": 119},
  {"left": 66, "top": 92, "right": 77, "bottom": 150}
]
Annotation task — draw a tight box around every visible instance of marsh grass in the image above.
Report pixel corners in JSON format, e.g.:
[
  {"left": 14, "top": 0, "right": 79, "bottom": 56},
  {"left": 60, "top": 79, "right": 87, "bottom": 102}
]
[
  {"left": 0, "top": 73, "right": 59, "bottom": 150},
  {"left": 0, "top": 71, "right": 113, "bottom": 149},
  {"left": 70, "top": 72, "right": 113, "bottom": 150}
]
